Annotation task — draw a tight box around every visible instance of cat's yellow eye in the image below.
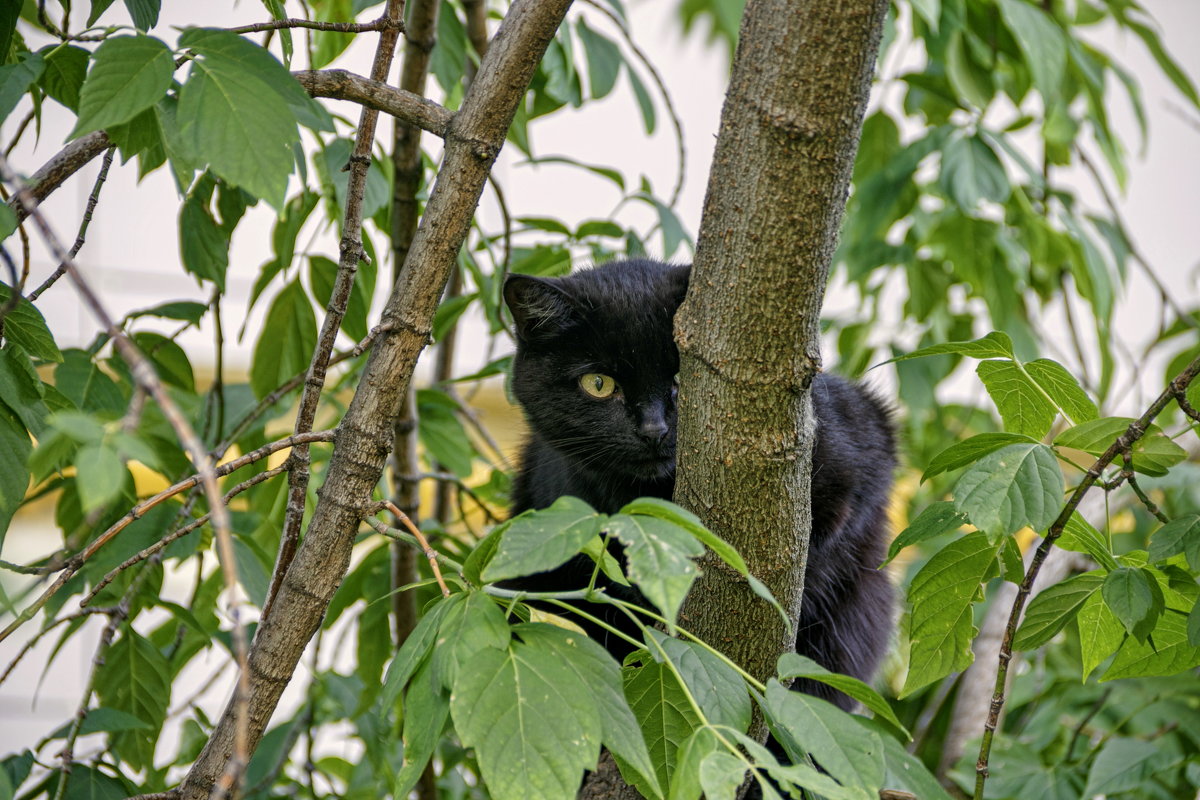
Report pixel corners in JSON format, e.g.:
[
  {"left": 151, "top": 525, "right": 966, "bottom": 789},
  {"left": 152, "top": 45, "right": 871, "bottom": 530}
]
[{"left": 580, "top": 373, "right": 617, "bottom": 399}]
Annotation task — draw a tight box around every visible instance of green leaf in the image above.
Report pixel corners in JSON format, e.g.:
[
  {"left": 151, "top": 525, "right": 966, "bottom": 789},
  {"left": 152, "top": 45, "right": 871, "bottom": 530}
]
[
  {"left": 50, "top": 765, "right": 129, "bottom": 800},
  {"left": 432, "top": 292, "right": 474, "bottom": 344},
  {"left": 178, "top": 28, "right": 332, "bottom": 131},
  {"left": 249, "top": 281, "right": 316, "bottom": 400},
  {"left": 1054, "top": 417, "right": 1186, "bottom": 476},
  {"left": 922, "top": 432, "right": 1036, "bottom": 482},
  {"left": 0, "top": 404, "right": 30, "bottom": 539},
  {"left": 698, "top": 752, "right": 745, "bottom": 800},
  {"left": 178, "top": 55, "right": 299, "bottom": 209},
  {"left": 975, "top": 361, "right": 1057, "bottom": 439},
  {"left": 953, "top": 443, "right": 1063, "bottom": 538},
  {"left": 46, "top": 707, "right": 151, "bottom": 739},
  {"left": 416, "top": 388, "right": 476, "bottom": 478},
  {"left": 776, "top": 653, "right": 906, "bottom": 735},
  {"left": 996, "top": 0, "right": 1067, "bottom": 100},
  {"left": 75, "top": 443, "right": 127, "bottom": 513},
  {"left": 450, "top": 639, "right": 602, "bottom": 800},
  {"left": 127, "top": 300, "right": 208, "bottom": 324},
  {"left": 179, "top": 189, "right": 229, "bottom": 288},
  {"left": 1121, "top": 16, "right": 1200, "bottom": 109},
  {"left": 1013, "top": 572, "right": 1104, "bottom": 650},
  {"left": 1102, "top": 567, "right": 1158, "bottom": 638},
  {"left": 1024, "top": 359, "right": 1097, "bottom": 424},
  {"left": 518, "top": 624, "right": 661, "bottom": 799},
  {"left": 624, "top": 657, "right": 701, "bottom": 793},
  {"left": 764, "top": 680, "right": 884, "bottom": 795},
  {"left": 0, "top": 53, "right": 46, "bottom": 124},
  {"left": 1188, "top": 598, "right": 1200, "bottom": 648},
  {"left": 94, "top": 630, "right": 170, "bottom": 770},
  {"left": 668, "top": 728, "right": 718, "bottom": 800},
  {"left": 123, "top": 0, "right": 161, "bottom": 30},
  {"left": 606, "top": 513, "right": 704, "bottom": 629},
  {"left": 902, "top": 531, "right": 998, "bottom": 696},
  {"left": 889, "top": 331, "right": 1013, "bottom": 362},
  {"left": 1057, "top": 512, "right": 1118, "bottom": 571},
  {"left": 1148, "top": 514, "right": 1200, "bottom": 569},
  {"left": 54, "top": 350, "right": 123, "bottom": 414},
  {"left": 576, "top": 18, "right": 622, "bottom": 99},
  {"left": 619, "top": 497, "right": 748, "bottom": 575},
  {"left": 1102, "top": 611, "right": 1200, "bottom": 680},
  {"left": 1077, "top": 589, "right": 1124, "bottom": 680},
  {"left": 71, "top": 36, "right": 173, "bottom": 138},
  {"left": 38, "top": 45, "right": 89, "bottom": 112},
  {"left": 939, "top": 134, "right": 1010, "bottom": 210},
  {"left": 393, "top": 658, "right": 450, "bottom": 799},
  {"left": 482, "top": 497, "right": 603, "bottom": 582},
  {"left": 0, "top": 285, "right": 62, "bottom": 362},
  {"left": 1083, "top": 738, "right": 1176, "bottom": 797},
  {"left": 0, "top": 4, "right": 16, "bottom": 66},
  {"left": 884, "top": 501, "right": 969, "bottom": 564},
  {"left": 0, "top": 345, "right": 49, "bottom": 435},
  {"left": 430, "top": 591, "right": 510, "bottom": 689},
  {"left": 380, "top": 595, "right": 454, "bottom": 708},
  {"left": 654, "top": 633, "right": 750, "bottom": 732},
  {"left": 131, "top": 332, "right": 195, "bottom": 392},
  {"left": 626, "top": 66, "right": 656, "bottom": 134}
]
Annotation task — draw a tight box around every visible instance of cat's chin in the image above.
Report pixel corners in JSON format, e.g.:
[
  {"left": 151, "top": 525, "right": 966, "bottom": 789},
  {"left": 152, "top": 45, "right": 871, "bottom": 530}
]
[{"left": 622, "top": 456, "right": 675, "bottom": 482}]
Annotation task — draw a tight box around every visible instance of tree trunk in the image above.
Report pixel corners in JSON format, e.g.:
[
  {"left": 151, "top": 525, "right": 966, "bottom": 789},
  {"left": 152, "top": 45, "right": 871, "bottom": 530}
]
[
  {"left": 583, "top": 3, "right": 887, "bottom": 797},
  {"left": 176, "top": 3, "right": 572, "bottom": 797},
  {"left": 677, "top": 0, "right": 887, "bottom": 719},
  {"left": 674, "top": 0, "right": 888, "bottom": 701}
]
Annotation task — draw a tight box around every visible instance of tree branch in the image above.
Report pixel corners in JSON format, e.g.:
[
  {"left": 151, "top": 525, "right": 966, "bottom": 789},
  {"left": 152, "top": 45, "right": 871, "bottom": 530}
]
[
  {"left": 294, "top": 69, "right": 452, "bottom": 136},
  {"left": 264, "top": 0, "right": 409, "bottom": 624},
  {"left": 176, "top": 3, "right": 573, "bottom": 796},
  {"left": 973, "top": 352, "right": 1200, "bottom": 799},
  {"left": 7, "top": 132, "right": 110, "bottom": 224}
]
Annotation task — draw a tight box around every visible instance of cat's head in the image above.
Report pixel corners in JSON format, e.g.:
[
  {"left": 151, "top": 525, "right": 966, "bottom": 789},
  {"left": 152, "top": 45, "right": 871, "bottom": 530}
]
[{"left": 504, "top": 259, "right": 690, "bottom": 481}]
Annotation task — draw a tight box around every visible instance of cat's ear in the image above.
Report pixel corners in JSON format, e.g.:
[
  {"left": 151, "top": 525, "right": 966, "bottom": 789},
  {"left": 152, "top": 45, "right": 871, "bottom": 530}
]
[{"left": 504, "top": 275, "right": 577, "bottom": 340}]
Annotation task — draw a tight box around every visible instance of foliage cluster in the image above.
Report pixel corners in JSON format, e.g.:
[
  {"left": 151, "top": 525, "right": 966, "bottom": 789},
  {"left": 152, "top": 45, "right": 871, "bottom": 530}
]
[{"left": 0, "top": 1, "right": 1197, "bottom": 800}]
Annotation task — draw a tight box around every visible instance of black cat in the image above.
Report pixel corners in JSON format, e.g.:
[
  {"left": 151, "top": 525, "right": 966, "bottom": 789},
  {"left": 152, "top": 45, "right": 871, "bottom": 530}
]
[{"left": 502, "top": 258, "right": 895, "bottom": 710}]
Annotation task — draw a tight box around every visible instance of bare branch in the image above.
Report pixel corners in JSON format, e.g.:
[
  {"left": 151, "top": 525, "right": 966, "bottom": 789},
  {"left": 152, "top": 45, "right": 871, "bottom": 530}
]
[
  {"left": 294, "top": 69, "right": 453, "bottom": 136},
  {"left": 177, "top": 3, "right": 573, "bottom": 795},
  {"left": 382, "top": 501, "right": 451, "bottom": 597},
  {"left": 27, "top": 146, "right": 115, "bottom": 302},
  {"left": 7, "top": 132, "right": 111, "bottom": 224},
  {"left": 228, "top": 16, "right": 398, "bottom": 35},
  {"left": 263, "top": 0, "right": 407, "bottom": 625}
]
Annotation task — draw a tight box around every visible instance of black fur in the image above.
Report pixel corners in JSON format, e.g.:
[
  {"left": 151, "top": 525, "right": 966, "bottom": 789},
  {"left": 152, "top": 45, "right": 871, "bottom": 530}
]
[{"left": 503, "top": 258, "right": 895, "bottom": 711}]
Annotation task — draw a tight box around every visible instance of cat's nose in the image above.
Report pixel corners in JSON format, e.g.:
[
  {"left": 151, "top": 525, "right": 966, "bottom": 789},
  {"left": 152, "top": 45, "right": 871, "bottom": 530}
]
[
  {"left": 638, "top": 408, "right": 670, "bottom": 445},
  {"left": 639, "top": 419, "right": 669, "bottom": 444}
]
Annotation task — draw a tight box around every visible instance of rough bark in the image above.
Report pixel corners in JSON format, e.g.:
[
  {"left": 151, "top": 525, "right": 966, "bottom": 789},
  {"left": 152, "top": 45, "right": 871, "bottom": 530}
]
[
  {"left": 674, "top": 0, "right": 888, "bottom": 697},
  {"left": 176, "top": 2, "right": 572, "bottom": 797},
  {"left": 583, "top": 3, "right": 887, "bottom": 797}
]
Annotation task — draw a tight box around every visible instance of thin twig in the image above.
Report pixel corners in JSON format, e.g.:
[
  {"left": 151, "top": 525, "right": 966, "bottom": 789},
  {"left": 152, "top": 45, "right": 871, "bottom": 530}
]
[
  {"left": 973, "top": 353, "right": 1200, "bottom": 799},
  {"left": 263, "top": 0, "right": 407, "bottom": 624},
  {"left": 4, "top": 110, "right": 35, "bottom": 156},
  {"left": 83, "top": 463, "right": 291, "bottom": 606},
  {"left": 27, "top": 147, "right": 115, "bottom": 302},
  {"left": 1176, "top": 389, "right": 1200, "bottom": 424},
  {"left": 367, "top": 503, "right": 456, "bottom": 596},
  {"left": 7, "top": 132, "right": 111, "bottom": 224},
  {"left": 0, "top": 606, "right": 116, "bottom": 689},
  {"left": 0, "top": 430, "right": 333, "bottom": 644},
  {"left": 228, "top": 16, "right": 397, "bottom": 35},
  {"left": 1121, "top": 451, "right": 1169, "bottom": 524}
]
